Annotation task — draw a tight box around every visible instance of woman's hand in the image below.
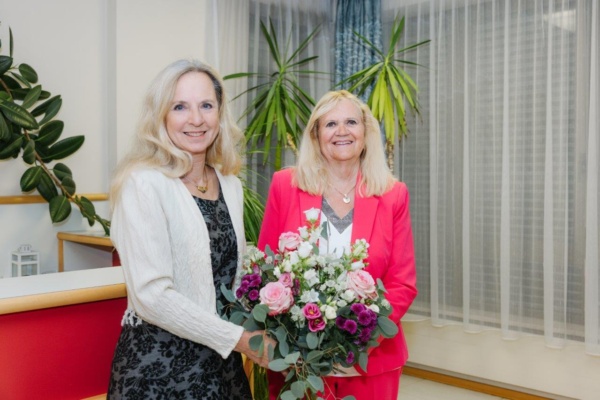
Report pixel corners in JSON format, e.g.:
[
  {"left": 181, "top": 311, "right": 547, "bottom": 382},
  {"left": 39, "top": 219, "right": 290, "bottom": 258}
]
[{"left": 234, "top": 330, "right": 277, "bottom": 369}]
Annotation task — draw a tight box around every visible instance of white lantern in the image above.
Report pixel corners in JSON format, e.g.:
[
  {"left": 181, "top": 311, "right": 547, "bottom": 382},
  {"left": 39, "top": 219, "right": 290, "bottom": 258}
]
[{"left": 11, "top": 244, "right": 40, "bottom": 277}]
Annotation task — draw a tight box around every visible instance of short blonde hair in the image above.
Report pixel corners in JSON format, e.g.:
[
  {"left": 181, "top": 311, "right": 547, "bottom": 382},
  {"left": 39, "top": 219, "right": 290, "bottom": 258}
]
[
  {"left": 110, "top": 59, "right": 243, "bottom": 208},
  {"left": 295, "top": 90, "right": 394, "bottom": 197}
]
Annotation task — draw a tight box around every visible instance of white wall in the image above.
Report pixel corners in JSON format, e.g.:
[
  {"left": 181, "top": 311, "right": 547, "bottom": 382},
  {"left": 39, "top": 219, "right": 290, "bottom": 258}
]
[{"left": 0, "top": 0, "right": 209, "bottom": 276}]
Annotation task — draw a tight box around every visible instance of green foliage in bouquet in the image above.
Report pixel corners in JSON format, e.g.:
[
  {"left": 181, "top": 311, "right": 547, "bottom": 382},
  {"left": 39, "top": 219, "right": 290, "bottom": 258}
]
[
  {"left": 0, "top": 24, "right": 110, "bottom": 234},
  {"left": 221, "top": 209, "right": 398, "bottom": 400}
]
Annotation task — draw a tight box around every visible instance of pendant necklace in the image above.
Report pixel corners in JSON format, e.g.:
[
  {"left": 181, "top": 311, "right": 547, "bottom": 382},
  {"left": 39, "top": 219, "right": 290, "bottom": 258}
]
[
  {"left": 330, "top": 182, "right": 356, "bottom": 204},
  {"left": 183, "top": 168, "right": 209, "bottom": 193}
]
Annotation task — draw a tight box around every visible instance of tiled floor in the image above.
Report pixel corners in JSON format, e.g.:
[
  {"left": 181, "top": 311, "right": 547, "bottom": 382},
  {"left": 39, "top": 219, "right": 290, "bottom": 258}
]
[{"left": 399, "top": 375, "right": 507, "bottom": 400}]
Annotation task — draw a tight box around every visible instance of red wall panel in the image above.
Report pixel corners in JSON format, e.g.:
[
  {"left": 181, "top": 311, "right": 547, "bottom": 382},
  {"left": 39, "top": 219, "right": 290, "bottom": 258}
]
[{"left": 0, "top": 298, "right": 126, "bottom": 400}]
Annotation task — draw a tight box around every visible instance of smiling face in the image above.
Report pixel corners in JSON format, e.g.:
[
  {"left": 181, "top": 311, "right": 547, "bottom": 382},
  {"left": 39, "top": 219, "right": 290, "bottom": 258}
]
[
  {"left": 317, "top": 98, "right": 366, "bottom": 166},
  {"left": 165, "top": 71, "right": 220, "bottom": 158}
]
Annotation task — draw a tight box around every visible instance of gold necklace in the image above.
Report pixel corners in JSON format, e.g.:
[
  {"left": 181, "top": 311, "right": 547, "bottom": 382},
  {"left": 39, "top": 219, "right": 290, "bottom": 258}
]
[
  {"left": 330, "top": 182, "right": 357, "bottom": 204},
  {"left": 183, "top": 168, "right": 209, "bottom": 193}
]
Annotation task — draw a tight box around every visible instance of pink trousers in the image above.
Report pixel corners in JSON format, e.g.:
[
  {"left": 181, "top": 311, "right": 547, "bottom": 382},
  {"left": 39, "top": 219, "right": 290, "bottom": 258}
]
[{"left": 268, "top": 368, "right": 402, "bottom": 400}]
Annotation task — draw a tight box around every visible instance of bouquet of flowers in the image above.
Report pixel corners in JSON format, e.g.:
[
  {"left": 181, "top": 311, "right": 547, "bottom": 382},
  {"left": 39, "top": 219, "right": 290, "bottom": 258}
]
[{"left": 222, "top": 209, "right": 398, "bottom": 400}]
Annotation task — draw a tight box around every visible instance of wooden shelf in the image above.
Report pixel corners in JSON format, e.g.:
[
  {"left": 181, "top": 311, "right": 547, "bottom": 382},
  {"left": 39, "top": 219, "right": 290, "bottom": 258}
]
[{"left": 57, "top": 231, "right": 115, "bottom": 272}]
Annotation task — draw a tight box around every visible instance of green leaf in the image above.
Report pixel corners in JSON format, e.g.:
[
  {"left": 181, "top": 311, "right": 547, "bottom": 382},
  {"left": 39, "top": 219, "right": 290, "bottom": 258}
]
[
  {"left": 377, "top": 316, "right": 399, "bottom": 337},
  {"left": 22, "top": 138, "right": 35, "bottom": 164},
  {"left": 267, "top": 358, "right": 290, "bottom": 372},
  {"left": 0, "top": 114, "right": 10, "bottom": 140},
  {"left": 21, "top": 85, "right": 42, "bottom": 109},
  {"left": 45, "top": 135, "right": 84, "bottom": 160},
  {"left": 306, "top": 375, "right": 324, "bottom": 392},
  {"left": 18, "top": 63, "right": 38, "bottom": 84},
  {"left": 252, "top": 304, "right": 269, "bottom": 323},
  {"left": 36, "top": 120, "right": 64, "bottom": 146},
  {"left": 280, "top": 390, "right": 296, "bottom": 400},
  {"left": 305, "top": 350, "right": 323, "bottom": 363},
  {"left": 20, "top": 166, "right": 43, "bottom": 192},
  {"left": 36, "top": 172, "right": 58, "bottom": 202},
  {"left": 0, "top": 55, "right": 13, "bottom": 75},
  {"left": 38, "top": 96, "right": 62, "bottom": 125},
  {"left": 53, "top": 162, "right": 72, "bottom": 180},
  {"left": 306, "top": 332, "right": 319, "bottom": 349},
  {"left": 0, "top": 99, "right": 39, "bottom": 129},
  {"left": 61, "top": 175, "right": 76, "bottom": 196},
  {"left": 219, "top": 283, "right": 237, "bottom": 303},
  {"left": 290, "top": 381, "right": 306, "bottom": 398},
  {"left": 31, "top": 95, "right": 61, "bottom": 117},
  {"left": 283, "top": 351, "right": 300, "bottom": 365},
  {"left": 358, "top": 351, "right": 368, "bottom": 371},
  {"left": 49, "top": 195, "right": 71, "bottom": 223},
  {"left": 249, "top": 332, "right": 264, "bottom": 351},
  {"left": 0, "top": 135, "right": 23, "bottom": 159}
]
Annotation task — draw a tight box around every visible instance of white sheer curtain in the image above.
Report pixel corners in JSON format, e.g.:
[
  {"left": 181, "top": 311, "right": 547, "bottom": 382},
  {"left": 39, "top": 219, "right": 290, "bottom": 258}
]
[
  {"left": 387, "top": 0, "right": 600, "bottom": 355},
  {"left": 208, "top": 0, "right": 333, "bottom": 196}
]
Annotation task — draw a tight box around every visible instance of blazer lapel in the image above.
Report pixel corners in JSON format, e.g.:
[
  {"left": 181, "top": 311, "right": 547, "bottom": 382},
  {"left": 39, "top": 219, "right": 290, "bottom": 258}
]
[
  {"left": 352, "top": 190, "right": 379, "bottom": 243},
  {"left": 298, "top": 189, "right": 323, "bottom": 225}
]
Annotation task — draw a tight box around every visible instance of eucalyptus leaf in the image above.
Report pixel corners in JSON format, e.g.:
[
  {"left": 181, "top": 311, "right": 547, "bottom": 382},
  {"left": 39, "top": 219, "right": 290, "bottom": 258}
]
[
  {"left": 290, "top": 381, "right": 306, "bottom": 398},
  {"left": 249, "top": 333, "right": 264, "bottom": 351},
  {"left": 306, "top": 375, "right": 324, "bottom": 392},
  {"left": 283, "top": 351, "right": 300, "bottom": 365},
  {"left": 36, "top": 120, "right": 64, "bottom": 146},
  {"left": 268, "top": 358, "right": 290, "bottom": 372},
  {"left": 252, "top": 304, "right": 269, "bottom": 323},
  {"left": 219, "top": 283, "right": 237, "bottom": 303},
  {"left": 306, "top": 332, "right": 319, "bottom": 349},
  {"left": 20, "top": 166, "right": 43, "bottom": 192},
  {"left": 280, "top": 390, "right": 297, "bottom": 400},
  {"left": 358, "top": 351, "right": 368, "bottom": 371},
  {"left": 49, "top": 195, "right": 71, "bottom": 223},
  {"left": 0, "top": 99, "right": 39, "bottom": 129},
  {"left": 377, "top": 316, "right": 399, "bottom": 337}
]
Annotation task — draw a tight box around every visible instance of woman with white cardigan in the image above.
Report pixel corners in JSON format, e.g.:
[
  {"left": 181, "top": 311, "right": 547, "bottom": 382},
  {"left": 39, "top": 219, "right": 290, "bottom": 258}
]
[{"left": 107, "top": 59, "right": 273, "bottom": 399}]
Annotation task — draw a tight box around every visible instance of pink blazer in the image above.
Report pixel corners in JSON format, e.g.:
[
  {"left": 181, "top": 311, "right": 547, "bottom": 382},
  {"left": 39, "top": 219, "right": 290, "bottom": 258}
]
[{"left": 258, "top": 168, "right": 417, "bottom": 375}]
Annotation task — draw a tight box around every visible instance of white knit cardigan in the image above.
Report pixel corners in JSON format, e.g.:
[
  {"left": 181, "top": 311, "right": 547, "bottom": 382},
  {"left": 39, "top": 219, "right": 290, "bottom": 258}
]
[{"left": 111, "top": 168, "right": 245, "bottom": 358}]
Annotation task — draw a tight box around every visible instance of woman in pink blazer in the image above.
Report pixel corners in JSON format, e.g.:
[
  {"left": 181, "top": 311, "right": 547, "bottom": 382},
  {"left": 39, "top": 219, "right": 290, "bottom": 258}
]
[{"left": 258, "top": 90, "right": 417, "bottom": 399}]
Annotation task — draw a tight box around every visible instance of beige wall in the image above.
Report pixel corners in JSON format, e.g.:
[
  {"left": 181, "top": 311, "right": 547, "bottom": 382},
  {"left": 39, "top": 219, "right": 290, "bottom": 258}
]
[{"left": 0, "top": 0, "right": 209, "bottom": 275}]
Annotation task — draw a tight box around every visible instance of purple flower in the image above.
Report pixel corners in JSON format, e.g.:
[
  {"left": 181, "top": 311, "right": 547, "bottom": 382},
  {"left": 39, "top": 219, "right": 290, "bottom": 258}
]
[
  {"left": 344, "top": 319, "right": 358, "bottom": 335},
  {"left": 248, "top": 289, "right": 259, "bottom": 301},
  {"left": 346, "top": 351, "right": 355, "bottom": 364},
  {"left": 359, "top": 327, "right": 373, "bottom": 343},
  {"left": 357, "top": 310, "right": 372, "bottom": 326},
  {"left": 350, "top": 303, "right": 366, "bottom": 314},
  {"left": 335, "top": 316, "right": 347, "bottom": 329},
  {"left": 235, "top": 287, "right": 246, "bottom": 299},
  {"left": 308, "top": 317, "right": 326, "bottom": 332}
]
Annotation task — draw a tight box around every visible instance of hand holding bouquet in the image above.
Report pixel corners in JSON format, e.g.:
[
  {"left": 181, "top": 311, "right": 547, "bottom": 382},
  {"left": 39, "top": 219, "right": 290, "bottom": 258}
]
[{"left": 222, "top": 209, "right": 398, "bottom": 400}]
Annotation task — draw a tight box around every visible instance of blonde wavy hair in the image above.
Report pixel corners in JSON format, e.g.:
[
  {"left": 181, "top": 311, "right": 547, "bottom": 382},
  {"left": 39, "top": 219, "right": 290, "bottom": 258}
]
[
  {"left": 110, "top": 59, "right": 243, "bottom": 209},
  {"left": 295, "top": 90, "right": 394, "bottom": 197}
]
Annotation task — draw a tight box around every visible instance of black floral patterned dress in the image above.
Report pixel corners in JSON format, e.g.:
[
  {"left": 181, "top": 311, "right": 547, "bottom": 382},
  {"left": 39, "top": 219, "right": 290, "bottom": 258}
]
[{"left": 107, "top": 185, "right": 252, "bottom": 399}]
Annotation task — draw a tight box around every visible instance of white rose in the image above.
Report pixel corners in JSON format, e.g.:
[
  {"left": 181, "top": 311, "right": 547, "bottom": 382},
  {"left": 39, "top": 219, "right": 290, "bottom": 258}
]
[
  {"left": 298, "top": 241, "right": 313, "bottom": 258},
  {"left": 342, "top": 289, "right": 356, "bottom": 302},
  {"left": 298, "top": 226, "right": 309, "bottom": 239},
  {"left": 288, "top": 251, "right": 300, "bottom": 266},
  {"left": 273, "top": 267, "right": 281, "bottom": 278},
  {"left": 324, "top": 305, "right": 337, "bottom": 320},
  {"left": 351, "top": 260, "right": 365, "bottom": 270},
  {"left": 368, "top": 304, "right": 380, "bottom": 313},
  {"left": 304, "top": 208, "right": 321, "bottom": 222}
]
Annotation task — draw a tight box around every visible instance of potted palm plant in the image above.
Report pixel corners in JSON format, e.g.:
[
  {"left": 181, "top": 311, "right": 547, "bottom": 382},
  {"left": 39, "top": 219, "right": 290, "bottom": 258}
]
[
  {"left": 224, "top": 19, "right": 323, "bottom": 171},
  {"left": 338, "top": 15, "right": 430, "bottom": 170}
]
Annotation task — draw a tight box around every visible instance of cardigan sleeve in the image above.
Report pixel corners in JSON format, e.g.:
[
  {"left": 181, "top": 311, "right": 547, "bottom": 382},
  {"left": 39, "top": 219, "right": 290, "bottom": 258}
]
[{"left": 111, "top": 171, "right": 244, "bottom": 358}]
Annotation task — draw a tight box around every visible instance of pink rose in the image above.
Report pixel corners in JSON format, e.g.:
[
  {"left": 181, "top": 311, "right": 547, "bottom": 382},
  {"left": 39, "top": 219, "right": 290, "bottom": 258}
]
[
  {"left": 347, "top": 270, "right": 377, "bottom": 300},
  {"left": 302, "top": 303, "right": 322, "bottom": 320},
  {"left": 259, "top": 282, "right": 294, "bottom": 316},
  {"left": 308, "top": 317, "right": 326, "bottom": 332},
  {"left": 278, "top": 272, "right": 293, "bottom": 288},
  {"left": 278, "top": 232, "right": 302, "bottom": 253}
]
